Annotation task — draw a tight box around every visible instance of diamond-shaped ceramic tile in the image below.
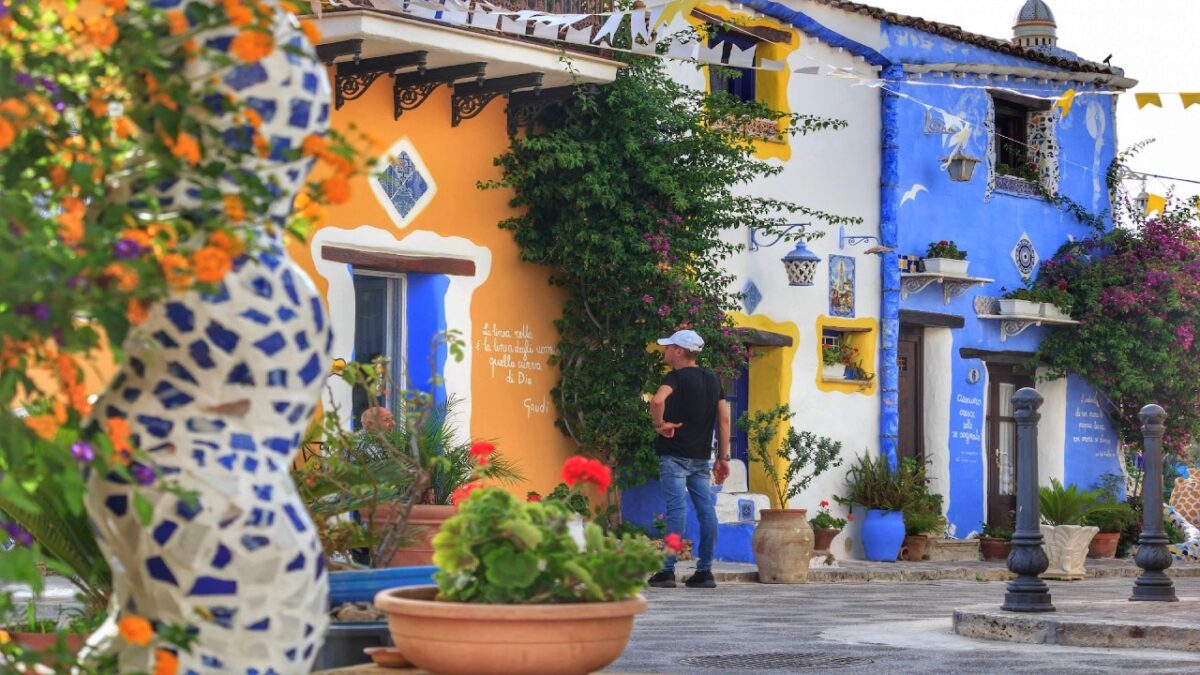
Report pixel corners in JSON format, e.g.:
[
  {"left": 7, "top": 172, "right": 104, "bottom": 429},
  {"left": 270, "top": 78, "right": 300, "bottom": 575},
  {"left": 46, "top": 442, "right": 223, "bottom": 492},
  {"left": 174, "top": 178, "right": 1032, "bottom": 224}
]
[
  {"left": 1011, "top": 232, "right": 1038, "bottom": 279},
  {"left": 741, "top": 279, "right": 763, "bottom": 314},
  {"left": 377, "top": 152, "right": 429, "bottom": 219}
]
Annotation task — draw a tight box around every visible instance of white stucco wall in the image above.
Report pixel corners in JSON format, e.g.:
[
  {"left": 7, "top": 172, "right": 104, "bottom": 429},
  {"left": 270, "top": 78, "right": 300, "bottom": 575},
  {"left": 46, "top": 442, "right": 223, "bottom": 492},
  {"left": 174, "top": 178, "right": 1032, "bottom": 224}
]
[
  {"left": 924, "top": 327, "right": 953, "bottom": 527},
  {"left": 1036, "top": 369, "right": 1068, "bottom": 487}
]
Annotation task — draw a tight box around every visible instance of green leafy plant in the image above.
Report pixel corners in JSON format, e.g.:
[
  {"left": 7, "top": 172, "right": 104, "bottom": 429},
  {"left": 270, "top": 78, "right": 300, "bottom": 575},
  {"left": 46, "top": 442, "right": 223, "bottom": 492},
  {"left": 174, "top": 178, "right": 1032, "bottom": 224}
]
[
  {"left": 1000, "top": 278, "right": 1073, "bottom": 312},
  {"left": 1083, "top": 502, "right": 1138, "bottom": 533},
  {"left": 737, "top": 405, "right": 843, "bottom": 509},
  {"left": 487, "top": 51, "right": 857, "bottom": 487},
  {"left": 924, "top": 240, "right": 967, "bottom": 260},
  {"left": 996, "top": 143, "right": 1041, "bottom": 182},
  {"left": 809, "top": 500, "right": 849, "bottom": 530},
  {"left": 1037, "top": 478, "right": 1128, "bottom": 526},
  {"left": 836, "top": 453, "right": 922, "bottom": 512},
  {"left": 904, "top": 493, "right": 947, "bottom": 536},
  {"left": 432, "top": 456, "right": 662, "bottom": 604},
  {"left": 979, "top": 521, "right": 1014, "bottom": 540},
  {"left": 821, "top": 337, "right": 858, "bottom": 367}
]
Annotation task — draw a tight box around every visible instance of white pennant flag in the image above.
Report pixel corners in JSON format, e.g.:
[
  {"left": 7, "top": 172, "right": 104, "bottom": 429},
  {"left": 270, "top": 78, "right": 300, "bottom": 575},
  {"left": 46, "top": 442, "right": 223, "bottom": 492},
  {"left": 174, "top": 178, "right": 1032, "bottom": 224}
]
[
  {"left": 500, "top": 16, "right": 527, "bottom": 34},
  {"left": 564, "top": 25, "right": 593, "bottom": 45},
  {"left": 469, "top": 10, "right": 500, "bottom": 29},
  {"left": 726, "top": 42, "right": 755, "bottom": 68},
  {"left": 667, "top": 40, "right": 698, "bottom": 60},
  {"left": 532, "top": 21, "right": 560, "bottom": 40},
  {"left": 591, "top": 12, "right": 627, "bottom": 45},
  {"left": 696, "top": 41, "right": 723, "bottom": 65},
  {"left": 441, "top": 10, "right": 469, "bottom": 25},
  {"left": 759, "top": 58, "right": 787, "bottom": 72}
]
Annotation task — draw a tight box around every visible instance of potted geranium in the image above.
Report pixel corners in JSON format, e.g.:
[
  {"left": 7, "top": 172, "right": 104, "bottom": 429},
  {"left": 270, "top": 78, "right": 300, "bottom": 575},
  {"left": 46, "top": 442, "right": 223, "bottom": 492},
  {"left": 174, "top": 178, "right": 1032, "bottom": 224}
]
[
  {"left": 809, "top": 500, "right": 850, "bottom": 552},
  {"left": 738, "top": 406, "right": 843, "bottom": 583},
  {"left": 821, "top": 338, "right": 856, "bottom": 380},
  {"left": 923, "top": 240, "right": 969, "bottom": 275},
  {"left": 372, "top": 456, "right": 663, "bottom": 675}
]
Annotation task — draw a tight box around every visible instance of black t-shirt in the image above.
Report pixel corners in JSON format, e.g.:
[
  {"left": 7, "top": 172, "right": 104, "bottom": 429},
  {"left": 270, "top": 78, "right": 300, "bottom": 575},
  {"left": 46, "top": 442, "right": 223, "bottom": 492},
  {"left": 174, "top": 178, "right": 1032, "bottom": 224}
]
[{"left": 654, "top": 367, "right": 724, "bottom": 460}]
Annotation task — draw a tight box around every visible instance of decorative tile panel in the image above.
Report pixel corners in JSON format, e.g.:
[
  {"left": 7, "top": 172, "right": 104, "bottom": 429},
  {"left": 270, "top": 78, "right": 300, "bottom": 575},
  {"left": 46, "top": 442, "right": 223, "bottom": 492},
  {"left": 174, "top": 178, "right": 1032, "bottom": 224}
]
[
  {"left": 741, "top": 279, "right": 763, "bottom": 315},
  {"left": 377, "top": 151, "right": 429, "bottom": 219},
  {"left": 829, "top": 255, "right": 855, "bottom": 318},
  {"left": 1011, "top": 233, "right": 1038, "bottom": 279}
]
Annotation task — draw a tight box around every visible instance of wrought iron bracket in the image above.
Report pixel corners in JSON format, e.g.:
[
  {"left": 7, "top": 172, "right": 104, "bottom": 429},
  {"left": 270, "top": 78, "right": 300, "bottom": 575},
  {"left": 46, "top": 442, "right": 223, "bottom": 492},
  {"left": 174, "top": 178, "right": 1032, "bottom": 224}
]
[
  {"left": 748, "top": 223, "right": 809, "bottom": 252},
  {"left": 506, "top": 84, "right": 597, "bottom": 136},
  {"left": 335, "top": 51, "right": 428, "bottom": 110},
  {"left": 452, "top": 73, "right": 543, "bottom": 127},
  {"left": 393, "top": 63, "right": 487, "bottom": 120},
  {"left": 315, "top": 39, "right": 363, "bottom": 65}
]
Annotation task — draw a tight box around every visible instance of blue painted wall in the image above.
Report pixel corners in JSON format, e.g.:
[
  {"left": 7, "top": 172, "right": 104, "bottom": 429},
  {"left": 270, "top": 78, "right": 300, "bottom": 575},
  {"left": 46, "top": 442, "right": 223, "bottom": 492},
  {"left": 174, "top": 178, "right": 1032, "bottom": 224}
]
[
  {"left": 406, "top": 274, "right": 449, "bottom": 404},
  {"left": 879, "top": 24, "right": 1119, "bottom": 536},
  {"left": 1063, "top": 375, "right": 1123, "bottom": 496}
]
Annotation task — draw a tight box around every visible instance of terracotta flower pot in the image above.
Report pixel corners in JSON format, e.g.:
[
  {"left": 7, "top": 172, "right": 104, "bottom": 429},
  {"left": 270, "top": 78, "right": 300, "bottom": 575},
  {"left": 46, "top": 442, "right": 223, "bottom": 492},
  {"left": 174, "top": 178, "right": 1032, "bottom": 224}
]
[
  {"left": 752, "top": 509, "right": 815, "bottom": 583},
  {"left": 978, "top": 536, "right": 1012, "bottom": 561},
  {"left": 370, "top": 504, "right": 457, "bottom": 567},
  {"left": 900, "top": 534, "right": 929, "bottom": 561},
  {"left": 1087, "top": 531, "right": 1121, "bottom": 559},
  {"left": 5, "top": 631, "right": 85, "bottom": 667},
  {"left": 374, "top": 585, "right": 646, "bottom": 675},
  {"left": 812, "top": 527, "right": 841, "bottom": 552}
]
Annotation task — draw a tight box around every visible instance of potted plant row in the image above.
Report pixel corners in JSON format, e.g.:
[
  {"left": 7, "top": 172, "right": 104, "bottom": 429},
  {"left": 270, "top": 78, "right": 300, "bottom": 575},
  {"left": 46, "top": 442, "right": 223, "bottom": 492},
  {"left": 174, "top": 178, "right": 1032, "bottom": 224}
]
[
  {"left": 737, "top": 405, "right": 843, "bottom": 583},
  {"left": 821, "top": 337, "right": 857, "bottom": 380},
  {"left": 373, "top": 455, "right": 661, "bottom": 675},
  {"left": 922, "top": 240, "right": 969, "bottom": 276},
  {"left": 837, "top": 454, "right": 938, "bottom": 562},
  {"left": 998, "top": 279, "right": 1073, "bottom": 319}
]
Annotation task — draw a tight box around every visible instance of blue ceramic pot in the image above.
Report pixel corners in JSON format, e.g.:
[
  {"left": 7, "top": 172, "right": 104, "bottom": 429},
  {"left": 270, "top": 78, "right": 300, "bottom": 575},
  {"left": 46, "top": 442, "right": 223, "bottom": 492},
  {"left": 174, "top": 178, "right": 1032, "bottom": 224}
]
[
  {"left": 861, "top": 509, "right": 905, "bottom": 561},
  {"left": 329, "top": 566, "right": 437, "bottom": 605}
]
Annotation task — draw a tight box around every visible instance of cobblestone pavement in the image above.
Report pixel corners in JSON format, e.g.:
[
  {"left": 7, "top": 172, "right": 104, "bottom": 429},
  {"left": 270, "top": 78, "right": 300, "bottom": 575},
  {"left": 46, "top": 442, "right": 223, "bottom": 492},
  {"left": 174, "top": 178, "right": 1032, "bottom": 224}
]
[{"left": 610, "top": 576, "right": 1200, "bottom": 675}]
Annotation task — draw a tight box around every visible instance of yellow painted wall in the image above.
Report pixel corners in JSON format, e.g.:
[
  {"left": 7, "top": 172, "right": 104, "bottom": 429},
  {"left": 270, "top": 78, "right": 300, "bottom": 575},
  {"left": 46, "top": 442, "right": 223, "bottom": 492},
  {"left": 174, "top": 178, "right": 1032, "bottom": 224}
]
[
  {"left": 815, "top": 315, "right": 878, "bottom": 395},
  {"left": 729, "top": 312, "right": 797, "bottom": 508},
  {"left": 691, "top": 4, "right": 799, "bottom": 161},
  {"left": 290, "top": 71, "right": 577, "bottom": 496}
]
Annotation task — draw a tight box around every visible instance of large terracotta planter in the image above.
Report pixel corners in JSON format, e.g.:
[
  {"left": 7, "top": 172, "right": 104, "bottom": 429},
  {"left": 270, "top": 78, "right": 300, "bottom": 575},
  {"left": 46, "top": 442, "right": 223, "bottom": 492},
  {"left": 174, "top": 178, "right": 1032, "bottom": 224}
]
[
  {"left": 978, "top": 536, "right": 1012, "bottom": 561},
  {"left": 1040, "top": 524, "right": 1099, "bottom": 580},
  {"left": 900, "top": 534, "right": 929, "bottom": 561},
  {"left": 752, "top": 509, "right": 815, "bottom": 583},
  {"left": 1087, "top": 531, "right": 1121, "bottom": 559},
  {"left": 5, "top": 632, "right": 85, "bottom": 667},
  {"left": 374, "top": 585, "right": 646, "bottom": 675},
  {"left": 812, "top": 527, "right": 841, "bottom": 552},
  {"left": 371, "top": 504, "right": 457, "bottom": 567}
]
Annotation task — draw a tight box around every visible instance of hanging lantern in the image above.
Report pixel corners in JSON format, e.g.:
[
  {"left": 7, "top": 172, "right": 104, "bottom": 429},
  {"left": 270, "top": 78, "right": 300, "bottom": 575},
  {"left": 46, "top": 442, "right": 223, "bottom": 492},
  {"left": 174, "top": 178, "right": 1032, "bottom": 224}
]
[
  {"left": 781, "top": 241, "right": 821, "bottom": 287},
  {"left": 1134, "top": 190, "right": 1150, "bottom": 215},
  {"left": 943, "top": 148, "right": 982, "bottom": 182}
]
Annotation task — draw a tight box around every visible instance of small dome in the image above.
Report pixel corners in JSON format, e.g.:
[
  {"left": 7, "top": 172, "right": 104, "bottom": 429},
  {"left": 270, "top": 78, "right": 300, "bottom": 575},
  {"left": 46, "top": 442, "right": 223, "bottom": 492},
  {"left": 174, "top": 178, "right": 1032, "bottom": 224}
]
[
  {"left": 1012, "top": 0, "right": 1057, "bottom": 48},
  {"left": 1015, "top": 0, "right": 1055, "bottom": 24}
]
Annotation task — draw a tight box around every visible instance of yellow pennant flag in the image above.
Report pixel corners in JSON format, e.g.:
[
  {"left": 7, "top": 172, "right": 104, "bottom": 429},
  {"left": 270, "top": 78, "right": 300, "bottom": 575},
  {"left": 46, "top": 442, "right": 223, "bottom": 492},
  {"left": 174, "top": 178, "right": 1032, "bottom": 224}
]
[
  {"left": 657, "top": 0, "right": 701, "bottom": 27},
  {"left": 1146, "top": 194, "right": 1166, "bottom": 217},
  {"left": 1180, "top": 93, "right": 1200, "bottom": 109},
  {"left": 1053, "top": 88, "right": 1076, "bottom": 117},
  {"left": 1135, "top": 93, "right": 1163, "bottom": 109}
]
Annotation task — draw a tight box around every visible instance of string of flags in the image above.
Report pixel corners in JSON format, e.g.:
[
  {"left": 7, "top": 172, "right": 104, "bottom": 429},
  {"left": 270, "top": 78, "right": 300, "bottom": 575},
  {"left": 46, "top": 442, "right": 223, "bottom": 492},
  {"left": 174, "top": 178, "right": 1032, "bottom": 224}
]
[{"left": 1134, "top": 93, "right": 1200, "bottom": 110}]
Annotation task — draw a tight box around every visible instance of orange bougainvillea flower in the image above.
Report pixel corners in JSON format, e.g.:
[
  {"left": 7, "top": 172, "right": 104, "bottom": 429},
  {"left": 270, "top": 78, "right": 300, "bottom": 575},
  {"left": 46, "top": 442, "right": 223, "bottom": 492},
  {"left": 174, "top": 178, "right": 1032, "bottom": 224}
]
[
  {"left": 159, "top": 253, "right": 192, "bottom": 289},
  {"left": 300, "top": 134, "right": 325, "bottom": 157},
  {"left": 192, "top": 246, "right": 232, "bottom": 284},
  {"left": 58, "top": 196, "right": 86, "bottom": 245},
  {"left": 243, "top": 107, "right": 262, "bottom": 129},
  {"left": 113, "top": 115, "right": 137, "bottom": 139},
  {"left": 253, "top": 133, "right": 269, "bottom": 157},
  {"left": 299, "top": 19, "right": 320, "bottom": 44},
  {"left": 85, "top": 16, "right": 119, "bottom": 50},
  {"left": 25, "top": 400, "right": 68, "bottom": 440},
  {"left": 165, "top": 10, "right": 188, "bottom": 36},
  {"left": 321, "top": 175, "right": 351, "bottom": 204},
  {"left": 120, "top": 228, "right": 152, "bottom": 250},
  {"left": 225, "top": 2, "right": 254, "bottom": 28},
  {"left": 106, "top": 0, "right": 129, "bottom": 12},
  {"left": 126, "top": 299, "right": 149, "bottom": 326},
  {"left": 104, "top": 263, "right": 140, "bottom": 292},
  {"left": 117, "top": 616, "right": 153, "bottom": 646},
  {"left": 321, "top": 151, "right": 353, "bottom": 176},
  {"left": 229, "top": 29, "right": 273, "bottom": 62},
  {"left": 154, "top": 649, "right": 179, "bottom": 675},
  {"left": 292, "top": 191, "right": 326, "bottom": 228},
  {"left": 223, "top": 194, "right": 245, "bottom": 222},
  {"left": 209, "top": 230, "right": 245, "bottom": 258},
  {"left": 0, "top": 119, "right": 13, "bottom": 152},
  {"left": 169, "top": 132, "right": 201, "bottom": 165}
]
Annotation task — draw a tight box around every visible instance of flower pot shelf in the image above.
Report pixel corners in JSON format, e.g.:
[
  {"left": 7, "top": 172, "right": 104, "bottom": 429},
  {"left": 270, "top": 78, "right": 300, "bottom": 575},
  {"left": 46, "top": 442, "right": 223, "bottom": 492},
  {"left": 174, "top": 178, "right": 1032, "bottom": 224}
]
[
  {"left": 900, "top": 272, "right": 994, "bottom": 304},
  {"left": 976, "top": 313, "right": 1079, "bottom": 342},
  {"left": 822, "top": 377, "right": 873, "bottom": 385}
]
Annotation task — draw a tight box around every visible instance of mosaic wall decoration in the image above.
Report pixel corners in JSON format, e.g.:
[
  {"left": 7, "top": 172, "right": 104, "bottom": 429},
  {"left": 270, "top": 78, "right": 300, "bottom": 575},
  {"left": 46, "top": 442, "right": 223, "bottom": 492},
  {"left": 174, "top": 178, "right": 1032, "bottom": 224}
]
[
  {"left": 829, "top": 255, "right": 855, "bottom": 318},
  {"left": 983, "top": 94, "right": 997, "bottom": 203},
  {"left": 377, "top": 151, "right": 430, "bottom": 220},
  {"left": 898, "top": 254, "right": 921, "bottom": 274},
  {"left": 741, "top": 279, "right": 763, "bottom": 315},
  {"left": 1011, "top": 232, "right": 1039, "bottom": 279},
  {"left": 83, "top": 5, "right": 330, "bottom": 670},
  {"left": 1028, "top": 110, "right": 1061, "bottom": 194}
]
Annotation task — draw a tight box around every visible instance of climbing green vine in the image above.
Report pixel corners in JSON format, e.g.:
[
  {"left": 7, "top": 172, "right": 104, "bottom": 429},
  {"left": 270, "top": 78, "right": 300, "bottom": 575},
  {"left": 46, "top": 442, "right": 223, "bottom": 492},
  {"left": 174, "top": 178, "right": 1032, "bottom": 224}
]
[{"left": 486, "top": 54, "right": 855, "bottom": 486}]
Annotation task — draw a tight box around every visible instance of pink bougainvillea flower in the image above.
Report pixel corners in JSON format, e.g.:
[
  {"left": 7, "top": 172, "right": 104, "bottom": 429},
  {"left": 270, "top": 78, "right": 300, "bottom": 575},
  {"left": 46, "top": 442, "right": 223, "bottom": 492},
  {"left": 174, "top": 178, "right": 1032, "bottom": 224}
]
[{"left": 664, "top": 532, "right": 684, "bottom": 554}]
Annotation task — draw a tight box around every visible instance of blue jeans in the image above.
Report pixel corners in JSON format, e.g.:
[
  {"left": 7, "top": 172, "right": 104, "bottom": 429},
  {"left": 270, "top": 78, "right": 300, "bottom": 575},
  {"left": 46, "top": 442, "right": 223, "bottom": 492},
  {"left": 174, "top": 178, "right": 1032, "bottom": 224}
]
[{"left": 658, "top": 455, "right": 717, "bottom": 573}]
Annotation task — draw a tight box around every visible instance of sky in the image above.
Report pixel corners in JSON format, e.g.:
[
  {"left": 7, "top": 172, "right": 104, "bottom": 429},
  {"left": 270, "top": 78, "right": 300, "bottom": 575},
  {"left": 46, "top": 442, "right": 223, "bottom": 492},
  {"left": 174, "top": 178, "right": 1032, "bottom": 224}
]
[{"left": 880, "top": 0, "right": 1200, "bottom": 204}]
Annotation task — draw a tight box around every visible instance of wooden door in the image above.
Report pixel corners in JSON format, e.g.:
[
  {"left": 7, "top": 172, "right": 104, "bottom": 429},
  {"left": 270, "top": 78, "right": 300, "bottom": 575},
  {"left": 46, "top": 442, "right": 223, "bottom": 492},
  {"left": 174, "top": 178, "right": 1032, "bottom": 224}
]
[
  {"left": 897, "top": 326, "right": 924, "bottom": 461},
  {"left": 986, "top": 364, "right": 1035, "bottom": 528}
]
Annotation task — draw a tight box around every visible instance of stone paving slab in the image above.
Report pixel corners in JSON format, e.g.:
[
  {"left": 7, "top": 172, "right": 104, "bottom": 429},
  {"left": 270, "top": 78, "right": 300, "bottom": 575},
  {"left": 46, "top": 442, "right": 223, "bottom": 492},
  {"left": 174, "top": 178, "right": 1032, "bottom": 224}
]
[
  {"left": 682, "top": 558, "right": 1200, "bottom": 584},
  {"left": 953, "top": 598, "right": 1200, "bottom": 652}
]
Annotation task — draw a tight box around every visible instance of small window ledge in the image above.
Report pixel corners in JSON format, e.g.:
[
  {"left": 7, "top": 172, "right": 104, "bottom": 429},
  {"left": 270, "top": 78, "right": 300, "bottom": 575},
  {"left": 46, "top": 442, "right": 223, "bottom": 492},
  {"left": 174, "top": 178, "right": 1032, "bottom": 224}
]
[{"left": 994, "top": 174, "right": 1045, "bottom": 199}]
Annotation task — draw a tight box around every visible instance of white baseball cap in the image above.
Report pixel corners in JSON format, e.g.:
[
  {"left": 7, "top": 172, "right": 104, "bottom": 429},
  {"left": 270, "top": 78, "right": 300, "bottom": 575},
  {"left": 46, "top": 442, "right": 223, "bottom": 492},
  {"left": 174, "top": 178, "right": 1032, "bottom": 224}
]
[{"left": 657, "top": 329, "right": 704, "bottom": 352}]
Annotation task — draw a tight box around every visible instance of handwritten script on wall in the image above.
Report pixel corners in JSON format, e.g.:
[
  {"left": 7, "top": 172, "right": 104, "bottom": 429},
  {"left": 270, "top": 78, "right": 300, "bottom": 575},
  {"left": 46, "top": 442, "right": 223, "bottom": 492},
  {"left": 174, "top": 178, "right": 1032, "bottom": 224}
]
[
  {"left": 951, "top": 393, "right": 984, "bottom": 464},
  {"left": 1071, "top": 391, "right": 1117, "bottom": 454},
  {"left": 476, "top": 322, "right": 557, "bottom": 417}
]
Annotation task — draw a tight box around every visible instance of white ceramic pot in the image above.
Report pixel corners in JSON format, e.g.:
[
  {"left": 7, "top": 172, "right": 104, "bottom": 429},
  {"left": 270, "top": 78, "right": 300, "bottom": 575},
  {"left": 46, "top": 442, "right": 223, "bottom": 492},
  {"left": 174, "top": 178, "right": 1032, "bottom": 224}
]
[
  {"left": 822, "top": 364, "right": 846, "bottom": 380},
  {"left": 1039, "top": 524, "right": 1099, "bottom": 580},
  {"left": 998, "top": 299, "right": 1041, "bottom": 316},
  {"left": 1039, "top": 303, "right": 1070, "bottom": 320},
  {"left": 922, "top": 258, "right": 969, "bottom": 276}
]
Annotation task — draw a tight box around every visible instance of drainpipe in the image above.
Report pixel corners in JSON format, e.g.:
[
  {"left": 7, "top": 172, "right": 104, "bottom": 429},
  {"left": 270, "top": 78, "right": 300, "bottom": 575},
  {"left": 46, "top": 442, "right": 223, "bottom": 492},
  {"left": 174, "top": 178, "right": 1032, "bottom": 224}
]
[{"left": 878, "top": 63, "right": 904, "bottom": 471}]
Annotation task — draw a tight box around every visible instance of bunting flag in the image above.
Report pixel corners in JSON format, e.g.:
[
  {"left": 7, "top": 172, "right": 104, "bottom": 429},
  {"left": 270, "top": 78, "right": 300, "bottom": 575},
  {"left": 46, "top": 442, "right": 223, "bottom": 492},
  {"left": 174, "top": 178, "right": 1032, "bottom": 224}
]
[
  {"left": 1135, "top": 93, "right": 1163, "bottom": 109},
  {"left": 1146, "top": 194, "right": 1166, "bottom": 216},
  {"left": 1182, "top": 93, "right": 1200, "bottom": 109},
  {"left": 1053, "top": 88, "right": 1076, "bottom": 118}
]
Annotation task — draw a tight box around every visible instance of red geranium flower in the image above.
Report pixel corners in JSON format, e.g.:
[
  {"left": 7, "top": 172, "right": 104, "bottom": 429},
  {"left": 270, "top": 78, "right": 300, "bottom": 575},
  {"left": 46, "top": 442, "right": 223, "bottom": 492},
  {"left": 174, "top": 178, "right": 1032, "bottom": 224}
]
[
  {"left": 469, "top": 441, "right": 496, "bottom": 466},
  {"left": 664, "top": 532, "right": 684, "bottom": 554},
  {"left": 526, "top": 491, "right": 542, "bottom": 502},
  {"left": 847, "top": 514, "right": 855, "bottom": 522},
  {"left": 451, "top": 481, "right": 485, "bottom": 506},
  {"left": 819, "top": 500, "right": 829, "bottom": 508},
  {"left": 560, "top": 455, "right": 612, "bottom": 493}
]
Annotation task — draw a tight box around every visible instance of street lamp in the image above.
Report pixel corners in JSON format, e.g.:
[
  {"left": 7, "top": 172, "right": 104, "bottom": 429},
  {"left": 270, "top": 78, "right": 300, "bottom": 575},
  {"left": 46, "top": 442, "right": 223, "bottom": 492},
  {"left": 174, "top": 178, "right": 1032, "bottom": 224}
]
[
  {"left": 749, "top": 223, "right": 820, "bottom": 287},
  {"left": 943, "top": 148, "right": 982, "bottom": 182}
]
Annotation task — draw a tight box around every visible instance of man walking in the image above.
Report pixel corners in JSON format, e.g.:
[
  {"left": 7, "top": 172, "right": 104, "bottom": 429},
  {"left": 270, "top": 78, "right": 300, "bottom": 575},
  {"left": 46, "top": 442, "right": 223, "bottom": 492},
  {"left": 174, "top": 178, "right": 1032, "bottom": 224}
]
[{"left": 647, "top": 329, "right": 730, "bottom": 589}]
